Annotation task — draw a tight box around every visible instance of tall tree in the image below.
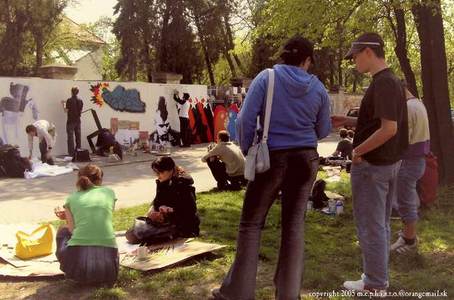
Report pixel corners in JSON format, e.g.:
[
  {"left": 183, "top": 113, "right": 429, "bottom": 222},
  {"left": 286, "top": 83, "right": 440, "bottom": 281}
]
[
  {"left": 27, "top": 0, "right": 68, "bottom": 73},
  {"left": 383, "top": 0, "right": 419, "bottom": 97},
  {"left": 412, "top": 0, "right": 454, "bottom": 183},
  {"left": 0, "top": 1, "right": 29, "bottom": 76}
]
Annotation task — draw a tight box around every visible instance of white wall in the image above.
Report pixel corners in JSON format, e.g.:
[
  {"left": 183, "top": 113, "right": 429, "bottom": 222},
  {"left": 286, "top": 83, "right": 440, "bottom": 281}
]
[{"left": 0, "top": 77, "right": 207, "bottom": 157}]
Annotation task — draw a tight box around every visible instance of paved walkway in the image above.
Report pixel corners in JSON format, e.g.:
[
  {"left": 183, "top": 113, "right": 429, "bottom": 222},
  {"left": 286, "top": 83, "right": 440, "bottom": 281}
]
[{"left": 0, "top": 135, "right": 338, "bottom": 224}]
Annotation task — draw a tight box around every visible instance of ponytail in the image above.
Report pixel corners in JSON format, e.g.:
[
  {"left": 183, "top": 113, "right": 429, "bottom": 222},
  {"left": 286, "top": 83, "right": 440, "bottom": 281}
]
[
  {"left": 77, "top": 175, "right": 94, "bottom": 191},
  {"left": 76, "top": 164, "right": 103, "bottom": 191}
]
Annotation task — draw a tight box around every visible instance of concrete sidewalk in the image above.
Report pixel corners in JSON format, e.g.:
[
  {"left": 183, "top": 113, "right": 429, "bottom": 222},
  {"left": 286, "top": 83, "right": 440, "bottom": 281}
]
[{"left": 0, "top": 135, "right": 338, "bottom": 224}]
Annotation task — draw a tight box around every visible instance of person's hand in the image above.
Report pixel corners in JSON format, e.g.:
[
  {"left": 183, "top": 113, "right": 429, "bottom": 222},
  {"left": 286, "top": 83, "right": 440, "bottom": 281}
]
[
  {"left": 54, "top": 207, "right": 66, "bottom": 220},
  {"left": 352, "top": 150, "right": 363, "bottom": 165},
  {"left": 61, "top": 100, "right": 65, "bottom": 105},
  {"left": 159, "top": 205, "right": 174, "bottom": 214},
  {"left": 148, "top": 211, "right": 164, "bottom": 223},
  {"left": 331, "top": 115, "right": 348, "bottom": 128}
]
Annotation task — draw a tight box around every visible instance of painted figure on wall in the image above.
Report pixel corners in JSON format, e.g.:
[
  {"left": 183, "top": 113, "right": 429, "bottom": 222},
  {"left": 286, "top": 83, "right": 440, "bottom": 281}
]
[
  {"left": 0, "top": 82, "right": 39, "bottom": 144},
  {"left": 149, "top": 96, "right": 179, "bottom": 146},
  {"left": 90, "top": 83, "right": 146, "bottom": 113}
]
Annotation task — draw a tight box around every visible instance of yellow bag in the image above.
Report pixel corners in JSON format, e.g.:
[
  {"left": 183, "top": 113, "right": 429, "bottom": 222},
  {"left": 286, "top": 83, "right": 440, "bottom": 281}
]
[{"left": 15, "top": 224, "right": 55, "bottom": 259}]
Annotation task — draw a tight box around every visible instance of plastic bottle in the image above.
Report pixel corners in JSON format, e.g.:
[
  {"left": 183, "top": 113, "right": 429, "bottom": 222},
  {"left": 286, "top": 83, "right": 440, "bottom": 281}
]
[{"left": 336, "top": 200, "right": 344, "bottom": 215}]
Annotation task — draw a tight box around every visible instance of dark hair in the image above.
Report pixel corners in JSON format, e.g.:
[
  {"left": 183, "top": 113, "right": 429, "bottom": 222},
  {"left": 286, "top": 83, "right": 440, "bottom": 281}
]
[
  {"left": 71, "top": 86, "right": 79, "bottom": 96},
  {"left": 362, "top": 32, "right": 385, "bottom": 58},
  {"left": 77, "top": 164, "right": 103, "bottom": 191},
  {"left": 157, "top": 96, "right": 168, "bottom": 121},
  {"left": 347, "top": 130, "right": 355, "bottom": 139},
  {"left": 25, "top": 125, "right": 36, "bottom": 134},
  {"left": 217, "top": 130, "right": 230, "bottom": 142},
  {"left": 280, "top": 35, "right": 314, "bottom": 66},
  {"left": 151, "top": 156, "right": 185, "bottom": 176},
  {"left": 339, "top": 128, "right": 348, "bottom": 139},
  {"left": 183, "top": 93, "right": 190, "bottom": 100},
  {"left": 369, "top": 46, "right": 385, "bottom": 59}
]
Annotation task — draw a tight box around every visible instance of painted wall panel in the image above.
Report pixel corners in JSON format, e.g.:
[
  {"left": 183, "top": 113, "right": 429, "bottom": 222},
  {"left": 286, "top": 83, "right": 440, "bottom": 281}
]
[{"left": 0, "top": 77, "right": 207, "bottom": 157}]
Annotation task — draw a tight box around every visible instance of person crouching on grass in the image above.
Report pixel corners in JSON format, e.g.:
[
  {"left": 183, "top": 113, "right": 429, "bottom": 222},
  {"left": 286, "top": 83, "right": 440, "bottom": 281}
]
[{"left": 125, "top": 156, "right": 200, "bottom": 244}]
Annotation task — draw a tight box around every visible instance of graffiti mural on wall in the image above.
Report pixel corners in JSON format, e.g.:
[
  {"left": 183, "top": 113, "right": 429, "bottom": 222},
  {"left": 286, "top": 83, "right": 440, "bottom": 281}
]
[
  {"left": 90, "top": 83, "right": 146, "bottom": 113},
  {"left": 150, "top": 96, "right": 180, "bottom": 146},
  {"left": 0, "top": 82, "right": 39, "bottom": 143}
]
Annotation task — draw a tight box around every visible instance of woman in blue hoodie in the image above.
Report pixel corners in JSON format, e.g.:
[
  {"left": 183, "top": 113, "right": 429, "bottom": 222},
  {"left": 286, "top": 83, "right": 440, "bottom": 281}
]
[{"left": 212, "top": 36, "right": 331, "bottom": 300}]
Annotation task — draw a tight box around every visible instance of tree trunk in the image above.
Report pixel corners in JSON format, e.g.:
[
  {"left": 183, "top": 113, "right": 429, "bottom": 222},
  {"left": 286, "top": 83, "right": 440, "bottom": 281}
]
[
  {"left": 194, "top": 15, "right": 216, "bottom": 86},
  {"left": 158, "top": 1, "right": 171, "bottom": 72},
  {"left": 223, "top": 15, "right": 246, "bottom": 75},
  {"left": 219, "top": 21, "right": 237, "bottom": 78},
  {"left": 387, "top": 6, "right": 419, "bottom": 97},
  {"left": 412, "top": 1, "right": 454, "bottom": 183},
  {"left": 329, "top": 52, "right": 335, "bottom": 89},
  {"left": 34, "top": 32, "right": 44, "bottom": 74}
]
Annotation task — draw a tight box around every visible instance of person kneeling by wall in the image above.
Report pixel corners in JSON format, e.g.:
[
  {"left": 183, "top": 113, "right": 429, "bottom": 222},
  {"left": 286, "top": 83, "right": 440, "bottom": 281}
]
[
  {"left": 54, "top": 164, "right": 118, "bottom": 286},
  {"left": 202, "top": 130, "right": 246, "bottom": 190},
  {"left": 126, "top": 156, "right": 200, "bottom": 245}
]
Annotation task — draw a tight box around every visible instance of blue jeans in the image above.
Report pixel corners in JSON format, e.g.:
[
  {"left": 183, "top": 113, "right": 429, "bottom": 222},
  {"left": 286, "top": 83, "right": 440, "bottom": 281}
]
[
  {"left": 219, "top": 148, "right": 319, "bottom": 300},
  {"left": 351, "top": 160, "right": 401, "bottom": 289},
  {"left": 396, "top": 157, "right": 426, "bottom": 222}
]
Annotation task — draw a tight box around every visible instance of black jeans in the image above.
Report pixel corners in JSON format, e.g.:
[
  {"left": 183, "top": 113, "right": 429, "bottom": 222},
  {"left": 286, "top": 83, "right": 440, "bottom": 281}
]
[
  {"left": 219, "top": 148, "right": 319, "bottom": 300},
  {"left": 207, "top": 158, "right": 246, "bottom": 190},
  {"left": 67, "top": 121, "right": 81, "bottom": 156},
  {"left": 179, "top": 117, "right": 191, "bottom": 147},
  {"left": 39, "top": 139, "right": 54, "bottom": 165}
]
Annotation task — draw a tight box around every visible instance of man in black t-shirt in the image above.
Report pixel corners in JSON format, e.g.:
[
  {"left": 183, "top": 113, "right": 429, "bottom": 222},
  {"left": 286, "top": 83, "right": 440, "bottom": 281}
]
[
  {"left": 331, "top": 33, "right": 408, "bottom": 292},
  {"left": 61, "top": 87, "right": 83, "bottom": 156}
]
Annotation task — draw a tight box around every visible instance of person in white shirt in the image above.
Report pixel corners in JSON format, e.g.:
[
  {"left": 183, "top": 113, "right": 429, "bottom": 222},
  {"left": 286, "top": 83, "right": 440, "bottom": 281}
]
[
  {"left": 173, "top": 91, "right": 191, "bottom": 147},
  {"left": 26, "top": 120, "right": 56, "bottom": 165}
]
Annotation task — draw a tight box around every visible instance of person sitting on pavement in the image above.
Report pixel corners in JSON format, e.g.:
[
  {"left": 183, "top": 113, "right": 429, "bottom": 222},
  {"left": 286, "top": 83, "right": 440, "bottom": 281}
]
[
  {"left": 54, "top": 164, "right": 119, "bottom": 286},
  {"left": 201, "top": 130, "right": 246, "bottom": 190},
  {"left": 331, "top": 128, "right": 353, "bottom": 159},
  {"left": 125, "top": 156, "right": 200, "bottom": 244},
  {"left": 25, "top": 120, "right": 56, "bottom": 165}
]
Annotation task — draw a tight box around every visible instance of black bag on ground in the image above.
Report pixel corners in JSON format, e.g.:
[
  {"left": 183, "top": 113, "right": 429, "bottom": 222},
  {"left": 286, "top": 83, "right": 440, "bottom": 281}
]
[
  {"left": 310, "top": 179, "right": 329, "bottom": 209},
  {"left": 0, "top": 145, "right": 31, "bottom": 178},
  {"left": 72, "top": 148, "right": 91, "bottom": 162},
  {"left": 125, "top": 217, "right": 177, "bottom": 245}
]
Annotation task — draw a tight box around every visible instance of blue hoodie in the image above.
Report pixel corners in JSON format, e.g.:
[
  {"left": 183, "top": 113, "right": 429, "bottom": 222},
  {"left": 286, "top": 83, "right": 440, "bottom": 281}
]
[{"left": 236, "top": 64, "right": 331, "bottom": 154}]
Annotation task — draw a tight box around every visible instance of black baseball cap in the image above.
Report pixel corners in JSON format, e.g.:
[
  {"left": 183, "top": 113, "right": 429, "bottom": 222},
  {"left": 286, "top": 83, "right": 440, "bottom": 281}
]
[
  {"left": 281, "top": 36, "right": 315, "bottom": 65},
  {"left": 344, "top": 32, "right": 384, "bottom": 60}
]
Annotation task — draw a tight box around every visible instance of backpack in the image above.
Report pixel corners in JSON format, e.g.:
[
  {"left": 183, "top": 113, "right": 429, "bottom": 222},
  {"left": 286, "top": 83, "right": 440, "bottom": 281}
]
[
  {"left": 417, "top": 152, "right": 439, "bottom": 206},
  {"left": 0, "top": 145, "right": 32, "bottom": 178},
  {"left": 310, "top": 179, "right": 329, "bottom": 209}
]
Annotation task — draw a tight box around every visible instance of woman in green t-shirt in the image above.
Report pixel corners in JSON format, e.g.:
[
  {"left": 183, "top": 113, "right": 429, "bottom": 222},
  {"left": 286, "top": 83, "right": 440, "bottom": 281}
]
[{"left": 54, "top": 164, "right": 118, "bottom": 285}]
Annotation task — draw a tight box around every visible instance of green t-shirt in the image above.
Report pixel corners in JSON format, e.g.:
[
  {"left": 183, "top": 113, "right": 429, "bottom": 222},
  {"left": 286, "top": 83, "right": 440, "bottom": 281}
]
[{"left": 65, "top": 186, "right": 117, "bottom": 248}]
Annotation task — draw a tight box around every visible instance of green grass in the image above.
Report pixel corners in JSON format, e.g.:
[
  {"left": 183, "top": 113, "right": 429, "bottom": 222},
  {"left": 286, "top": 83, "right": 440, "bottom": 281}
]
[{"left": 59, "top": 172, "right": 454, "bottom": 299}]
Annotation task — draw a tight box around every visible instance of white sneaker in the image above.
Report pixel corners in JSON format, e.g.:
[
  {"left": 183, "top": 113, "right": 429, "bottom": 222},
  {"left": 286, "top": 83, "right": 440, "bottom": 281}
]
[
  {"left": 391, "top": 236, "right": 418, "bottom": 253},
  {"left": 343, "top": 274, "right": 388, "bottom": 291},
  {"left": 343, "top": 278, "right": 366, "bottom": 291}
]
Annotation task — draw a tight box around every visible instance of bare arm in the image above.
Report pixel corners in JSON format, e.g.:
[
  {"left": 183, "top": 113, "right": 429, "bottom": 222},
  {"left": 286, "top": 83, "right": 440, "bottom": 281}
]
[
  {"left": 331, "top": 115, "right": 357, "bottom": 128},
  {"left": 64, "top": 207, "right": 74, "bottom": 233},
  {"left": 61, "top": 100, "right": 68, "bottom": 113}
]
